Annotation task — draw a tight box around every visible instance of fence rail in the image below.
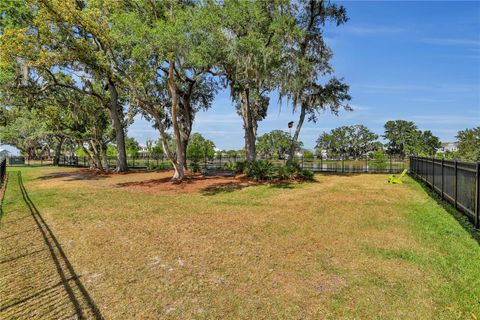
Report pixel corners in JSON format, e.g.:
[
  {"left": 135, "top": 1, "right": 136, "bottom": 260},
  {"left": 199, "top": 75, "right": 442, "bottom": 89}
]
[
  {"left": 0, "top": 158, "right": 6, "bottom": 188},
  {"left": 7, "top": 154, "right": 408, "bottom": 174},
  {"left": 410, "top": 156, "right": 480, "bottom": 228}
]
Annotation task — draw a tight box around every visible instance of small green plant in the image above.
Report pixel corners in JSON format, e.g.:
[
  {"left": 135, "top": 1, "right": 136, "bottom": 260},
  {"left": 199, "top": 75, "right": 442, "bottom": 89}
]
[
  {"left": 371, "top": 150, "right": 387, "bottom": 171},
  {"left": 289, "top": 161, "right": 302, "bottom": 172},
  {"left": 147, "top": 162, "right": 172, "bottom": 171},
  {"left": 224, "top": 161, "right": 245, "bottom": 173},
  {"left": 190, "top": 161, "right": 201, "bottom": 173},
  {"left": 235, "top": 161, "right": 246, "bottom": 173},
  {"left": 245, "top": 160, "right": 274, "bottom": 181},
  {"left": 147, "top": 163, "right": 157, "bottom": 170},
  {"left": 303, "top": 151, "right": 314, "bottom": 160},
  {"left": 224, "top": 161, "right": 236, "bottom": 171},
  {"left": 276, "top": 165, "right": 296, "bottom": 180},
  {"left": 296, "top": 168, "right": 315, "bottom": 181}
]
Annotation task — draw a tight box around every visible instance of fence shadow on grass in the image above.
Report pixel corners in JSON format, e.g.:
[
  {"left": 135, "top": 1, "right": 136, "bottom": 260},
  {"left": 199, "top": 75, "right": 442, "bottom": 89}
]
[
  {"left": 0, "top": 171, "right": 103, "bottom": 319},
  {"left": 416, "top": 178, "right": 480, "bottom": 246}
]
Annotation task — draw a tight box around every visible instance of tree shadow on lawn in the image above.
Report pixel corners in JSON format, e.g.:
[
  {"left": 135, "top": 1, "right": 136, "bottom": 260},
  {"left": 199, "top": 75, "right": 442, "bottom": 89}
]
[
  {"left": 115, "top": 174, "right": 245, "bottom": 194},
  {"left": 201, "top": 180, "right": 257, "bottom": 195},
  {"left": 111, "top": 171, "right": 318, "bottom": 195},
  {"left": 201, "top": 179, "right": 318, "bottom": 195},
  {"left": 36, "top": 170, "right": 109, "bottom": 181},
  {"left": 0, "top": 171, "right": 104, "bottom": 319},
  {"left": 416, "top": 179, "right": 480, "bottom": 246}
]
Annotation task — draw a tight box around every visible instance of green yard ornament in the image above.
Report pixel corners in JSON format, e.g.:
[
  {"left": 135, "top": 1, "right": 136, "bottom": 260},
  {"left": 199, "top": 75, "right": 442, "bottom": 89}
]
[{"left": 388, "top": 169, "right": 408, "bottom": 184}]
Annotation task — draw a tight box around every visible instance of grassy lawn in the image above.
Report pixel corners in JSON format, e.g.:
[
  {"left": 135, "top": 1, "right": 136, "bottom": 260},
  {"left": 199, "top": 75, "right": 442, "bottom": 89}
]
[{"left": 1, "top": 167, "right": 479, "bottom": 319}]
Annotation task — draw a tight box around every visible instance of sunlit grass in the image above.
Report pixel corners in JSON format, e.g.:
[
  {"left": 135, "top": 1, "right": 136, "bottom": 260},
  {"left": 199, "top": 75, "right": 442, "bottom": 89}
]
[{"left": 1, "top": 166, "right": 479, "bottom": 319}]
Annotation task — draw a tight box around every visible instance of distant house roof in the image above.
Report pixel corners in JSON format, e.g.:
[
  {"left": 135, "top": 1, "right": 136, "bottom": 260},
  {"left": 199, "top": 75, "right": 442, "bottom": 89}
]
[
  {"left": 0, "top": 149, "right": 11, "bottom": 154},
  {"left": 441, "top": 142, "right": 457, "bottom": 147}
]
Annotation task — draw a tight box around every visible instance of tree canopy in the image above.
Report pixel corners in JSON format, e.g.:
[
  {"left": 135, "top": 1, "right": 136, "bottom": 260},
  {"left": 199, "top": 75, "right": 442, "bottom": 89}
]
[
  {"left": 456, "top": 127, "right": 480, "bottom": 161},
  {"left": 257, "top": 130, "right": 303, "bottom": 159},
  {"left": 316, "top": 125, "right": 378, "bottom": 159},
  {"left": 383, "top": 120, "right": 441, "bottom": 158}
]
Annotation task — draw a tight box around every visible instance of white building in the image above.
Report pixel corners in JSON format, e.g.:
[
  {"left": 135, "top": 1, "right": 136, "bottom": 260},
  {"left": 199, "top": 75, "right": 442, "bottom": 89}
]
[{"left": 439, "top": 142, "right": 458, "bottom": 153}]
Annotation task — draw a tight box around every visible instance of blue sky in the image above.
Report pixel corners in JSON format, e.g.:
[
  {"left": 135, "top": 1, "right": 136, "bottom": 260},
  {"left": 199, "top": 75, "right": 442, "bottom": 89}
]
[{"left": 129, "top": 1, "right": 480, "bottom": 150}]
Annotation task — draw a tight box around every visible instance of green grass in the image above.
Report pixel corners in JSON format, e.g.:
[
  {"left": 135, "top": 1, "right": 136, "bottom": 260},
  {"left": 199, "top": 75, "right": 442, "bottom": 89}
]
[{"left": 1, "top": 166, "right": 479, "bottom": 319}]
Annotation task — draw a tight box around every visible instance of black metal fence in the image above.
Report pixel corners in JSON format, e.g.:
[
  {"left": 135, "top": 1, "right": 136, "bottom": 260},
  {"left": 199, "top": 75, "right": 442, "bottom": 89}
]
[
  {"left": 410, "top": 156, "right": 480, "bottom": 228},
  {"left": 54, "top": 154, "right": 407, "bottom": 173},
  {"left": 6, "top": 154, "right": 408, "bottom": 174},
  {"left": 0, "top": 158, "right": 6, "bottom": 188}
]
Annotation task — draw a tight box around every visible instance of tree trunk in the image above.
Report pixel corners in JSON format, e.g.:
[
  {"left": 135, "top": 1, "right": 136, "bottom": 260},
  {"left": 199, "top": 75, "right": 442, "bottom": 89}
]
[
  {"left": 239, "top": 90, "right": 256, "bottom": 162},
  {"left": 181, "top": 137, "right": 189, "bottom": 171},
  {"left": 89, "top": 140, "right": 104, "bottom": 171},
  {"left": 286, "top": 105, "right": 306, "bottom": 166},
  {"left": 107, "top": 81, "right": 128, "bottom": 172},
  {"left": 150, "top": 108, "right": 182, "bottom": 180},
  {"left": 53, "top": 136, "right": 64, "bottom": 166},
  {"left": 81, "top": 144, "right": 95, "bottom": 169},
  {"left": 167, "top": 60, "right": 185, "bottom": 181},
  {"left": 100, "top": 143, "right": 110, "bottom": 172}
]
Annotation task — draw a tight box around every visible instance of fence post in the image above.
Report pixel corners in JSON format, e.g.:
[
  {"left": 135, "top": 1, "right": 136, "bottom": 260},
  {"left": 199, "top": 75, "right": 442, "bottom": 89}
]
[
  {"left": 475, "top": 162, "right": 479, "bottom": 229},
  {"left": 415, "top": 157, "right": 418, "bottom": 178},
  {"left": 389, "top": 155, "right": 392, "bottom": 173},
  {"left": 423, "top": 157, "right": 426, "bottom": 181},
  {"left": 301, "top": 155, "right": 304, "bottom": 169},
  {"left": 454, "top": 160, "right": 458, "bottom": 209},
  {"left": 342, "top": 156, "right": 345, "bottom": 173},
  {"left": 431, "top": 156, "right": 435, "bottom": 190},
  {"left": 423, "top": 158, "right": 428, "bottom": 185},
  {"left": 441, "top": 159, "right": 444, "bottom": 201},
  {"left": 365, "top": 155, "right": 368, "bottom": 173}
]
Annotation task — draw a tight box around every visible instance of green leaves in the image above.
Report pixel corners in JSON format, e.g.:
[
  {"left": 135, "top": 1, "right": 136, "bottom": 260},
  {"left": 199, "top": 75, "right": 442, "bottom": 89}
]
[
  {"left": 456, "top": 127, "right": 480, "bottom": 161},
  {"left": 257, "top": 130, "right": 301, "bottom": 159},
  {"left": 187, "top": 132, "right": 215, "bottom": 163},
  {"left": 383, "top": 120, "right": 441, "bottom": 157},
  {"left": 316, "top": 125, "right": 378, "bottom": 159}
]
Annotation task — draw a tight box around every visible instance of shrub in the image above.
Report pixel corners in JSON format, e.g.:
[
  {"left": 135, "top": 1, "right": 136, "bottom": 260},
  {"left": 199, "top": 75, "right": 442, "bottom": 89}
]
[
  {"left": 276, "top": 165, "right": 296, "bottom": 180},
  {"left": 296, "top": 168, "right": 315, "bottom": 181},
  {"left": 235, "top": 161, "right": 246, "bottom": 174},
  {"left": 303, "top": 151, "right": 315, "bottom": 160},
  {"left": 190, "top": 161, "right": 201, "bottom": 173},
  {"left": 224, "top": 161, "right": 236, "bottom": 171},
  {"left": 147, "top": 163, "right": 156, "bottom": 170},
  {"left": 289, "top": 160, "right": 302, "bottom": 172},
  {"left": 245, "top": 160, "right": 274, "bottom": 181},
  {"left": 147, "top": 162, "right": 172, "bottom": 171},
  {"left": 224, "top": 161, "right": 246, "bottom": 173},
  {"left": 371, "top": 150, "right": 387, "bottom": 171}
]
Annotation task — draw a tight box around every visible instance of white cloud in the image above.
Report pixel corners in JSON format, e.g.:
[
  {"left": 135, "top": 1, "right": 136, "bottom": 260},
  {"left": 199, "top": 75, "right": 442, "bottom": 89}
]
[
  {"left": 342, "top": 26, "right": 406, "bottom": 36},
  {"left": 419, "top": 37, "right": 480, "bottom": 46}
]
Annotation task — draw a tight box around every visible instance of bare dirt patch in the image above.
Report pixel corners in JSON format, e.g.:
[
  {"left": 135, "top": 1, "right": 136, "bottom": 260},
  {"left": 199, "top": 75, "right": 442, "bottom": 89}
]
[
  {"left": 33, "top": 168, "right": 303, "bottom": 195},
  {"left": 114, "top": 171, "right": 258, "bottom": 195}
]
